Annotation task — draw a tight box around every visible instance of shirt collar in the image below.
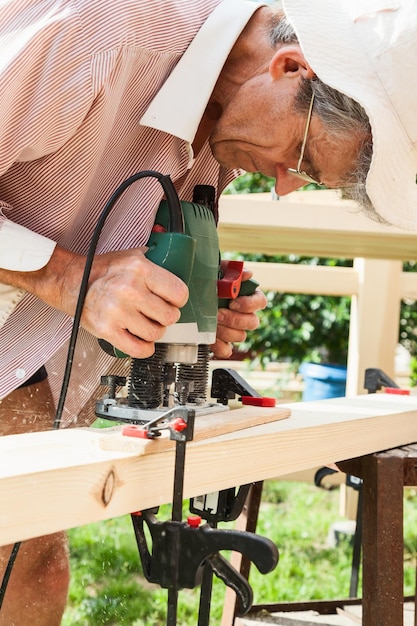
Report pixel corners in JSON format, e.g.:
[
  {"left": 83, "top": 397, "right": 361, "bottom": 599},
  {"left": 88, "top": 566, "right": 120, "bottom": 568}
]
[{"left": 140, "top": 0, "right": 263, "bottom": 147}]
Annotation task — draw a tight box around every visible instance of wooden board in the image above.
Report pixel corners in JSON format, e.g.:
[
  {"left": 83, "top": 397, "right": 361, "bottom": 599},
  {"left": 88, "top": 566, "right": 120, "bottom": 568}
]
[
  {"left": 218, "top": 191, "right": 417, "bottom": 260},
  {"left": 236, "top": 602, "right": 415, "bottom": 626},
  {"left": 99, "top": 404, "right": 290, "bottom": 454},
  {"left": 2, "top": 394, "right": 417, "bottom": 546}
]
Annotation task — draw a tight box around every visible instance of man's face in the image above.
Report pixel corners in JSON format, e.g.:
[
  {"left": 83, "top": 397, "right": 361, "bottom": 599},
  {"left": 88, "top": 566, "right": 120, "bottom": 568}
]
[{"left": 209, "top": 77, "right": 365, "bottom": 196}]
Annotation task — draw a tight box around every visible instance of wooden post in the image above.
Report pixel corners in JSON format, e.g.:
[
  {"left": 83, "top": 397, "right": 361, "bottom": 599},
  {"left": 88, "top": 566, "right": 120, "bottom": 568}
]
[
  {"left": 361, "top": 453, "right": 405, "bottom": 626},
  {"left": 346, "top": 258, "right": 402, "bottom": 395}
]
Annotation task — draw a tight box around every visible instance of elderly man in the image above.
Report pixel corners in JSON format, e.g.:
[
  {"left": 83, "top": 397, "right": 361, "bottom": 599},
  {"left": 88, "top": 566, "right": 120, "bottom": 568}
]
[{"left": 0, "top": 0, "right": 414, "bottom": 623}]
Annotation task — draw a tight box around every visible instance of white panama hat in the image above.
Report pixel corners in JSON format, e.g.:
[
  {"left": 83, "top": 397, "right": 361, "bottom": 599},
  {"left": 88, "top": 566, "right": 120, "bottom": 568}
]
[{"left": 282, "top": 0, "right": 417, "bottom": 230}]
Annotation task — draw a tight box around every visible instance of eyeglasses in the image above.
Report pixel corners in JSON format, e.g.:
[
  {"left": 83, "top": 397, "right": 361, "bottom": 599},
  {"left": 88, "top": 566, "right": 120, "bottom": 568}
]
[{"left": 287, "top": 92, "right": 324, "bottom": 186}]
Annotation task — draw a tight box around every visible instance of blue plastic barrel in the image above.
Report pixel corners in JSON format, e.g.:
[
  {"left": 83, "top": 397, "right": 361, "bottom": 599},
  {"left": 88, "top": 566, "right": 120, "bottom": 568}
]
[{"left": 299, "top": 362, "right": 347, "bottom": 401}]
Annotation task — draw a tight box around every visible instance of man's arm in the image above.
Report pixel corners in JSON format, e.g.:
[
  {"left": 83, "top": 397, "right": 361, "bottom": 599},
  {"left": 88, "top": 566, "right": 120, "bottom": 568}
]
[{"left": 0, "top": 245, "right": 189, "bottom": 358}]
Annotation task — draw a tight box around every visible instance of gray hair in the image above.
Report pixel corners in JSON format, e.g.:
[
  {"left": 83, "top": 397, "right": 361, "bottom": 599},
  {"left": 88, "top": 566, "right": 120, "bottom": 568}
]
[{"left": 270, "top": 11, "right": 384, "bottom": 224}]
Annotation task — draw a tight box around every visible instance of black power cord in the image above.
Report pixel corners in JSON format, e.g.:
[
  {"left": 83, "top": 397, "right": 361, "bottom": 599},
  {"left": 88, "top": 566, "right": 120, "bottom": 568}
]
[
  {"left": 0, "top": 170, "right": 183, "bottom": 612},
  {"left": 0, "top": 542, "right": 21, "bottom": 610}
]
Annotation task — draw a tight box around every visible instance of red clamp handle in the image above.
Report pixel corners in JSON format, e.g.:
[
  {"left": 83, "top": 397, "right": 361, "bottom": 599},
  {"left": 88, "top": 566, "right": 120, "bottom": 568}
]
[
  {"left": 384, "top": 387, "right": 410, "bottom": 395},
  {"left": 122, "top": 424, "right": 151, "bottom": 439},
  {"left": 217, "top": 260, "right": 244, "bottom": 299},
  {"left": 241, "top": 396, "right": 276, "bottom": 407}
]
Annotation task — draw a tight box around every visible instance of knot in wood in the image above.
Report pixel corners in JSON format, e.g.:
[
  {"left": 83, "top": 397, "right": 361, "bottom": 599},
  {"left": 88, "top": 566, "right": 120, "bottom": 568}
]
[{"left": 102, "top": 469, "right": 116, "bottom": 505}]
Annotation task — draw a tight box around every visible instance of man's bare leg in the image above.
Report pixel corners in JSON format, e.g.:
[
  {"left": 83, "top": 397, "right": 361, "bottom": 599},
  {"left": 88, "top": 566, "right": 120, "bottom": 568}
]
[{"left": 0, "top": 378, "right": 70, "bottom": 626}]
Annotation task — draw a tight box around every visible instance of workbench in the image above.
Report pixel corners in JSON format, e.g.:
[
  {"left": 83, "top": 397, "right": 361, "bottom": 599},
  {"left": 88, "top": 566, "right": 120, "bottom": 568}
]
[
  {"left": 338, "top": 445, "right": 417, "bottom": 626},
  {"left": 2, "top": 393, "right": 417, "bottom": 626}
]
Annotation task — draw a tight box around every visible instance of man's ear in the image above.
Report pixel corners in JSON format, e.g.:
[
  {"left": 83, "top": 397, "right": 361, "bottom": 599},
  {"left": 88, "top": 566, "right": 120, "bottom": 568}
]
[{"left": 269, "top": 45, "right": 315, "bottom": 81}]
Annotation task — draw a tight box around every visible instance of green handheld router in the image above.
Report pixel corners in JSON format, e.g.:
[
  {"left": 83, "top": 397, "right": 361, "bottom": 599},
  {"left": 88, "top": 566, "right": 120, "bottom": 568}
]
[
  {"left": 93, "top": 174, "right": 276, "bottom": 626},
  {"left": 96, "top": 177, "right": 259, "bottom": 423}
]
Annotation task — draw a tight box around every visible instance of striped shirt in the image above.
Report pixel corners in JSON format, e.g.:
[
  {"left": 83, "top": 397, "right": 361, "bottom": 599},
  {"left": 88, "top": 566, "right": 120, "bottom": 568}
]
[{"left": 0, "top": 0, "right": 261, "bottom": 426}]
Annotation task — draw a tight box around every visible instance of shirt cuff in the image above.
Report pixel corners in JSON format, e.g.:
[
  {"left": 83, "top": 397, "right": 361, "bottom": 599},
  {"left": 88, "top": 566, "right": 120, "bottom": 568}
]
[{"left": 0, "top": 218, "right": 56, "bottom": 271}]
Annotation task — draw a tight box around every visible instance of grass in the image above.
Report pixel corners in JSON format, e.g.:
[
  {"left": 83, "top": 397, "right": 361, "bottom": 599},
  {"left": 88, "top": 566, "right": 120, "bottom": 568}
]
[{"left": 62, "top": 480, "right": 417, "bottom": 625}]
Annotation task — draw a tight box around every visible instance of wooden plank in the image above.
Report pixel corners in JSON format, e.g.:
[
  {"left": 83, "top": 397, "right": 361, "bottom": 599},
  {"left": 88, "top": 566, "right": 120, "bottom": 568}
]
[
  {"left": 99, "top": 404, "right": 290, "bottom": 454},
  {"left": 238, "top": 601, "right": 414, "bottom": 625},
  {"left": 1, "top": 394, "right": 417, "bottom": 546},
  {"left": 218, "top": 192, "right": 417, "bottom": 260},
  {"left": 240, "top": 262, "right": 358, "bottom": 296}
]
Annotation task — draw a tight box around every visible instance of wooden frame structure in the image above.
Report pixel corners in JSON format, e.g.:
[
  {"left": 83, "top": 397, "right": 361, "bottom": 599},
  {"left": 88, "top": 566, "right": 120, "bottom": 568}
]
[{"left": 218, "top": 190, "right": 417, "bottom": 395}]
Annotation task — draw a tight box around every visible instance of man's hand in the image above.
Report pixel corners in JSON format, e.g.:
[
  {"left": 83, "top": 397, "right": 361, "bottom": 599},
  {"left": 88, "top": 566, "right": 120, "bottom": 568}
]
[
  {"left": 0, "top": 245, "right": 189, "bottom": 358},
  {"left": 211, "top": 268, "right": 267, "bottom": 359}
]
